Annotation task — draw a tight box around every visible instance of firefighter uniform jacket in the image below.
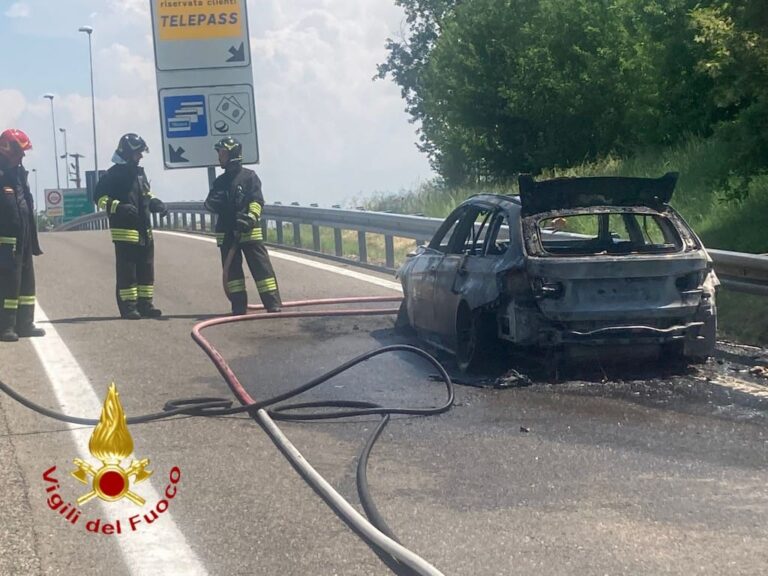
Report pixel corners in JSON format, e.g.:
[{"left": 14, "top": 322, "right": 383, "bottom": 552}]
[
  {"left": 94, "top": 163, "right": 156, "bottom": 246},
  {"left": 205, "top": 163, "right": 264, "bottom": 246},
  {"left": 0, "top": 165, "right": 41, "bottom": 257}
]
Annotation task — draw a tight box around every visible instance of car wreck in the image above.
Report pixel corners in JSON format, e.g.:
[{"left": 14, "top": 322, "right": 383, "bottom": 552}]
[{"left": 396, "top": 172, "right": 718, "bottom": 371}]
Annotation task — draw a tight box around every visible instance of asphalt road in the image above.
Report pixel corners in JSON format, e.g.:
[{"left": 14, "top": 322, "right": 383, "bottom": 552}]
[{"left": 0, "top": 230, "right": 766, "bottom": 576}]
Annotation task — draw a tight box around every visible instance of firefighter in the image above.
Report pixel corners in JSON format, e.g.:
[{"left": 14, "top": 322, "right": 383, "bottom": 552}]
[
  {"left": 94, "top": 133, "right": 168, "bottom": 319},
  {"left": 0, "top": 128, "right": 44, "bottom": 342},
  {"left": 205, "top": 137, "right": 282, "bottom": 315}
]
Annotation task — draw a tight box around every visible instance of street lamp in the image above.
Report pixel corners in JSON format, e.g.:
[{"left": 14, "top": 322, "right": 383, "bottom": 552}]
[
  {"left": 43, "top": 93, "right": 61, "bottom": 189},
  {"left": 32, "top": 168, "right": 40, "bottom": 227},
  {"left": 59, "top": 127, "right": 70, "bottom": 188},
  {"left": 78, "top": 25, "right": 99, "bottom": 183}
]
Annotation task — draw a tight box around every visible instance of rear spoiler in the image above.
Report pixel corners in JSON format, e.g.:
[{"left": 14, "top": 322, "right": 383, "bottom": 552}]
[{"left": 518, "top": 172, "right": 678, "bottom": 216}]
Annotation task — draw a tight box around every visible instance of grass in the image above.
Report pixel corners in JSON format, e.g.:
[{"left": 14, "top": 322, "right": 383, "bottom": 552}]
[{"left": 265, "top": 225, "right": 417, "bottom": 268}]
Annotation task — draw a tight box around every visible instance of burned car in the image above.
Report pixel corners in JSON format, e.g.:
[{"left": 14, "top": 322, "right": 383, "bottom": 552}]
[{"left": 396, "top": 173, "right": 718, "bottom": 371}]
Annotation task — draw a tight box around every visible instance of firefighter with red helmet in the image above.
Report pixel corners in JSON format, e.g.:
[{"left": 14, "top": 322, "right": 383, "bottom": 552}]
[
  {"left": 94, "top": 133, "right": 168, "bottom": 319},
  {"left": 0, "top": 129, "right": 44, "bottom": 342},
  {"left": 205, "top": 137, "right": 282, "bottom": 314}
]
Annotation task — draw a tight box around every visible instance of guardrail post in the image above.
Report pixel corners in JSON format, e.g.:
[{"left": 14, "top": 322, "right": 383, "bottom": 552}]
[
  {"left": 152, "top": 213, "right": 158, "bottom": 228},
  {"left": 201, "top": 213, "right": 206, "bottom": 232},
  {"left": 358, "top": 231, "right": 367, "bottom": 264},
  {"left": 182, "top": 212, "right": 188, "bottom": 229},
  {"left": 385, "top": 235, "right": 395, "bottom": 269},
  {"left": 211, "top": 214, "right": 217, "bottom": 230},
  {"left": 173, "top": 212, "right": 179, "bottom": 229},
  {"left": 276, "top": 220, "right": 284, "bottom": 244},
  {"left": 334, "top": 228, "right": 343, "bottom": 256},
  {"left": 293, "top": 221, "right": 301, "bottom": 247},
  {"left": 313, "top": 225, "right": 321, "bottom": 252}
]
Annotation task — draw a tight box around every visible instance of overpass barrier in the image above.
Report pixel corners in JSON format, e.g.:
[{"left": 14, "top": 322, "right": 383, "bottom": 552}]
[{"left": 54, "top": 202, "right": 768, "bottom": 296}]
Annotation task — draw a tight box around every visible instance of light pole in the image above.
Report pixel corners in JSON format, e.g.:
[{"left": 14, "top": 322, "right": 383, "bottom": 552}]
[
  {"left": 43, "top": 93, "right": 61, "bottom": 189},
  {"left": 78, "top": 25, "right": 99, "bottom": 183},
  {"left": 59, "top": 127, "right": 70, "bottom": 188},
  {"left": 32, "top": 168, "right": 40, "bottom": 228}
]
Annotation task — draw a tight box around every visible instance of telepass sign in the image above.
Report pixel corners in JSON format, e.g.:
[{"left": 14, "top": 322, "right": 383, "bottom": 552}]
[{"left": 151, "top": 0, "right": 259, "bottom": 168}]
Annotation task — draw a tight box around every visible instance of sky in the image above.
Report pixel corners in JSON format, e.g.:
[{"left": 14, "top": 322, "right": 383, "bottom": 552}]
[{"left": 0, "top": 0, "right": 433, "bottom": 207}]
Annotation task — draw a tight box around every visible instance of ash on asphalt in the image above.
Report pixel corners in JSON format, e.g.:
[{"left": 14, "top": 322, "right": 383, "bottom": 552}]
[{"left": 204, "top": 312, "right": 768, "bottom": 424}]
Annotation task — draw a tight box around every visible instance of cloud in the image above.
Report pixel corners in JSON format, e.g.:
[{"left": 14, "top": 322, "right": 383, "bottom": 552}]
[
  {"left": 5, "top": 2, "right": 31, "bottom": 18},
  {"left": 0, "top": 90, "right": 27, "bottom": 126}
]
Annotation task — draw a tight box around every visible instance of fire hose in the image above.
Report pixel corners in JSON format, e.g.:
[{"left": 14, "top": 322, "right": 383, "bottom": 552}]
[{"left": 0, "top": 296, "right": 453, "bottom": 576}]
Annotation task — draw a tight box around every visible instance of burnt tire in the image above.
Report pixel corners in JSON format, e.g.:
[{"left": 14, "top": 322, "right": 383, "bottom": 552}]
[{"left": 456, "top": 306, "right": 494, "bottom": 373}]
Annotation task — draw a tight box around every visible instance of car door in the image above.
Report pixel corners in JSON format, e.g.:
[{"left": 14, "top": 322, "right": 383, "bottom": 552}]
[
  {"left": 408, "top": 207, "right": 467, "bottom": 335},
  {"left": 430, "top": 205, "right": 497, "bottom": 348}
]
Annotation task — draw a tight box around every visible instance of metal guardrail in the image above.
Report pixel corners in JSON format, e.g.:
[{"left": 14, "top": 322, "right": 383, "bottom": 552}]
[{"left": 55, "top": 203, "right": 768, "bottom": 295}]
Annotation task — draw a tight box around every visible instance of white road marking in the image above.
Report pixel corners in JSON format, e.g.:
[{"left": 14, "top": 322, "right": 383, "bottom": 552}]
[
  {"left": 156, "top": 230, "right": 403, "bottom": 292},
  {"left": 31, "top": 304, "right": 208, "bottom": 576}
]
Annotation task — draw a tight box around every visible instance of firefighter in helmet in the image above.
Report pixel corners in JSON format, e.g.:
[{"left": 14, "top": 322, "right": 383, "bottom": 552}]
[
  {"left": 205, "top": 137, "right": 282, "bottom": 314},
  {"left": 94, "top": 133, "right": 168, "bottom": 319},
  {"left": 0, "top": 128, "right": 44, "bottom": 342}
]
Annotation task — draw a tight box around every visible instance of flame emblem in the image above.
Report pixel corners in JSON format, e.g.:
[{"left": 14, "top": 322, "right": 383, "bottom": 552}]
[{"left": 71, "top": 383, "right": 152, "bottom": 505}]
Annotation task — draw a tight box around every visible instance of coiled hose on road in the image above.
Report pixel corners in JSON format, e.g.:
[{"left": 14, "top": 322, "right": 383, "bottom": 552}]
[{"left": 0, "top": 296, "right": 453, "bottom": 576}]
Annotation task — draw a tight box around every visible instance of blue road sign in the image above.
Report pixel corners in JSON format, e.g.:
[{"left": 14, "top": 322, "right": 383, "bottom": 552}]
[{"left": 163, "top": 95, "right": 208, "bottom": 139}]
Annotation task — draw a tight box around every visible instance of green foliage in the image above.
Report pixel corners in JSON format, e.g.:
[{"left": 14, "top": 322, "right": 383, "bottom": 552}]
[{"left": 381, "top": 0, "right": 768, "bottom": 193}]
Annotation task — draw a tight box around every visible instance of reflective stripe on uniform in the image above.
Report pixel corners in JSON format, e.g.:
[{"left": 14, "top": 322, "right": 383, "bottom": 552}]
[
  {"left": 138, "top": 285, "right": 154, "bottom": 298},
  {"left": 239, "top": 228, "right": 263, "bottom": 243},
  {"left": 111, "top": 229, "right": 141, "bottom": 243},
  {"left": 215, "top": 233, "right": 225, "bottom": 247},
  {"left": 3, "top": 299, "right": 18, "bottom": 310},
  {"left": 97, "top": 195, "right": 109, "bottom": 210},
  {"left": 119, "top": 286, "right": 138, "bottom": 301},
  {"left": 109, "top": 199, "right": 121, "bottom": 214},
  {"left": 227, "top": 279, "right": 246, "bottom": 293},
  {"left": 0, "top": 236, "right": 16, "bottom": 247},
  {"left": 18, "top": 295, "right": 35, "bottom": 306},
  {"left": 256, "top": 277, "right": 278, "bottom": 293},
  {"left": 248, "top": 202, "right": 262, "bottom": 218}
]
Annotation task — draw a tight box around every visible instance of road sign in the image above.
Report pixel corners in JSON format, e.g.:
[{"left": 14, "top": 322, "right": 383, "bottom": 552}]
[
  {"left": 45, "top": 189, "right": 63, "bottom": 217},
  {"left": 159, "top": 85, "right": 258, "bottom": 168},
  {"left": 63, "top": 189, "right": 95, "bottom": 223},
  {"left": 150, "top": 0, "right": 250, "bottom": 71},
  {"left": 150, "top": 0, "right": 259, "bottom": 170}
]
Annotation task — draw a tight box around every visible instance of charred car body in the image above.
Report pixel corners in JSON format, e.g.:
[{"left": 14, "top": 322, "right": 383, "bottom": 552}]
[{"left": 396, "top": 173, "right": 718, "bottom": 371}]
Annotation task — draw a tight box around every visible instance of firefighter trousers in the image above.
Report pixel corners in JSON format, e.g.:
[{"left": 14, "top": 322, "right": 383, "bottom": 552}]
[
  {"left": 0, "top": 242, "right": 36, "bottom": 332},
  {"left": 220, "top": 240, "right": 282, "bottom": 313},
  {"left": 114, "top": 242, "right": 155, "bottom": 316}
]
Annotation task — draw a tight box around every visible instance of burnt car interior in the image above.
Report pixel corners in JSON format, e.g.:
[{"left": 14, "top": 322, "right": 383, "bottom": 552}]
[{"left": 538, "top": 210, "right": 684, "bottom": 256}]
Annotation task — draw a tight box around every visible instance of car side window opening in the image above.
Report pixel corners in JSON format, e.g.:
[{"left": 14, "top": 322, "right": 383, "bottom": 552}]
[
  {"left": 429, "top": 208, "right": 466, "bottom": 253},
  {"left": 538, "top": 211, "right": 682, "bottom": 255},
  {"left": 447, "top": 208, "right": 493, "bottom": 255},
  {"left": 484, "top": 211, "right": 512, "bottom": 256}
]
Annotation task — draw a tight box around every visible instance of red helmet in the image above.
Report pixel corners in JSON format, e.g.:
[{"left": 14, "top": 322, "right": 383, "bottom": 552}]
[{"left": 0, "top": 129, "right": 33, "bottom": 162}]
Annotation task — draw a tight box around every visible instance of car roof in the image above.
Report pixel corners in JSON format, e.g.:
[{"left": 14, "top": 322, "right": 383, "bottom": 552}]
[{"left": 462, "top": 193, "right": 521, "bottom": 210}]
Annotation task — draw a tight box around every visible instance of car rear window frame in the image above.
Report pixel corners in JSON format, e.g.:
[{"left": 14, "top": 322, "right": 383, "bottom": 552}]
[{"left": 523, "top": 206, "right": 698, "bottom": 257}]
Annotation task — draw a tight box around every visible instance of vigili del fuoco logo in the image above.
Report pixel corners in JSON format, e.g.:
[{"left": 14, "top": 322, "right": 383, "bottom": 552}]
[{"left": 42, "top": 383, "right": 182, "bottom": 534}]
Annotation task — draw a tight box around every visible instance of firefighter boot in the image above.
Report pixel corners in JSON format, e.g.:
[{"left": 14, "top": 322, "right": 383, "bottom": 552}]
[
  {"left": 0, "top": 327, "right": 19, "bottom": 342},
  {"left": 17, "top": 324, "right": 45, "bottom": 337},
  {"left": 138, "top": 300, "right": 163, "bottom": 318},
  {"left": 121, "top": 302, "right": 141, "bottom": 320},
  {"left": 17, "top": 304, "right": 45, "bottom": 337},
  {"left": 0, "top": 311, "right": 19, "bottom": 342},
  {"left": 230, "top": 291, "right": 247, "bottom": 316},
  {"left": 262, "top": 292, "right": 282, "bottom": 314}
]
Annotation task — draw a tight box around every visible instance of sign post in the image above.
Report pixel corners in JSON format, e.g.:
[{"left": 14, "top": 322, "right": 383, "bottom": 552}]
[{"left": 150, "top": 0, "right": 259, "bottom": 169}]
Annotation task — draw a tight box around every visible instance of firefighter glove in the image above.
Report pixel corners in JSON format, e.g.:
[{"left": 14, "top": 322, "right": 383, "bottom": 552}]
[
  {"left": 236, "top": 213, "right": 256, "bottom": 232},
  {"left": 149, "top": 198, "right": 169, "bottom": 217},
  {"left": 0, "top": 244, "right": 16, "bottom": 271},
  {"left": 115, "top": 202, "right": 139, "bottom": 221}
]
